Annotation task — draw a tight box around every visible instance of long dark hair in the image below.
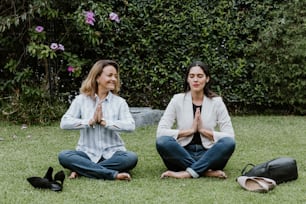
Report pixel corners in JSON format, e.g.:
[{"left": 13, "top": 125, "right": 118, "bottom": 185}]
[{"left": 183, "top": 61, "right": 218, "bottom": 98}]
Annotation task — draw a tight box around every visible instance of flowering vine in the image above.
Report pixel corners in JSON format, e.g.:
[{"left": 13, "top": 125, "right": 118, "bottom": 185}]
[{"left": 30, "top": 9, "right": 120, "bottom": 76}]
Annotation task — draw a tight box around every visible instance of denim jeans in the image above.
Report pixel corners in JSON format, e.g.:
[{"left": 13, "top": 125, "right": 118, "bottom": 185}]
[
  {"left": 156, "top": 136, "right": 235, "bottom": 178},
  {"left": 58, "top": 150, "right": 138, "bottom": 180}
]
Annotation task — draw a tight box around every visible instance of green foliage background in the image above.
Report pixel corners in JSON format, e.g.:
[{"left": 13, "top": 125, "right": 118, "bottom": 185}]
[{"left": 0, "top": 0, "right": 305, "bottom": 124}]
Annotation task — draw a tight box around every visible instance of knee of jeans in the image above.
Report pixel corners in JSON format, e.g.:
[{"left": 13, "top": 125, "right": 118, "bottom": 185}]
[
  {"left": 220, "top": 137, "right": 236, "bottom": 150},
  {"left": 122, "top": 151, "right": 138, "bottom": 169},
  {"left": 58, "top": 150, "right": 70, "bottom": 164},
  {"left": 156, "top": 136, "right": 172, "bottom": 148},
  {"left": 128, "top": 151, "right": 138, "bottom": 165}
]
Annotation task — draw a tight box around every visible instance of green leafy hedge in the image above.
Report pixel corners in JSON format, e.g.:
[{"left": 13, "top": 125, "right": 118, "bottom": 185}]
[
  {"left": 250, "top": 0, "right": 306, "bottom": 114},
  {"left": 0, "top": 0, "right": 305, "bottom": 124}
]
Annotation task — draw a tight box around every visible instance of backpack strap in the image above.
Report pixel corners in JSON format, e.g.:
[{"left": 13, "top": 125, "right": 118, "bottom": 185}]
[{"left": 241, "top": 163, "right": 255, "bottom": 175}]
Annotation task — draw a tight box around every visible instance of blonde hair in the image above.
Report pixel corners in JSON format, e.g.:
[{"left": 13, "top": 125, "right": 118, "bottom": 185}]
[{"left": 80, "top": 60, "right": 120, "bottom": 97}]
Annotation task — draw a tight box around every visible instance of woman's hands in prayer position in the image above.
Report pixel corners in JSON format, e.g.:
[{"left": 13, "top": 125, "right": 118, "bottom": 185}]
[{"left": 89, "top": 103, "right": 105, "bottom": 127}]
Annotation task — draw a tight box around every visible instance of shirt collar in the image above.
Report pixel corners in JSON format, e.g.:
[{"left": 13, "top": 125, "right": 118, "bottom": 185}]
[{"left": 94, "top": 91, "right": 113, "bottom": 103}]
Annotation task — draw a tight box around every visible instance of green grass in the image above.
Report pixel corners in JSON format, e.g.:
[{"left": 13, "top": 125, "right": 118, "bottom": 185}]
[{"left": 0, "top": 116, "right": 305, "bottom": 204}]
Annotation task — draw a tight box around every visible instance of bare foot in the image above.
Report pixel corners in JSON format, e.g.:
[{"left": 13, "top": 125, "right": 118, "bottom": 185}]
[
  {"left": 116, "top": 173, "right": 131, "bottom": 181},
  {"left": 68, "top": 171, "right": 78, "bottom": 179},
  {"left": 203, "top": 170, "right": 227, "bottom": 179},
  {"left": 160, "top": 170, "right": 192, "bottom": 179}
]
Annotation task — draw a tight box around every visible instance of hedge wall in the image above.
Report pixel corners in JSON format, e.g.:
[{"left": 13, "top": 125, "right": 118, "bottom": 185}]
[{"left": 0, "top": 0, "right": 305, "bottom": 124}]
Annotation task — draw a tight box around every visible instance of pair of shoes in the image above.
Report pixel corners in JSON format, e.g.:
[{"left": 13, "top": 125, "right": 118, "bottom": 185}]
[
  {"left": 27, "top": 167, "right": 65, "bottom": 192},
  {"left": 237, "top": 176, "right": 276, "bottom": 193}
]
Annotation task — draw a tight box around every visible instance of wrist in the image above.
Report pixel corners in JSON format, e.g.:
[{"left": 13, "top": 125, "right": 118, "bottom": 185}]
[
  {"left": 199, "top": 128, "right": 207, "bottom": 136},
  {"left": 201, "top": 129, "right": 214, "bottom": 141},
  {"left": 99, "top": 118, "right": 106, "bottom": 127},
  {"left": 191, "top": 128, "right": 196, "bottom": 134},
  {"left": 89, "top": 119, "right": 96, "bottom": 127}
]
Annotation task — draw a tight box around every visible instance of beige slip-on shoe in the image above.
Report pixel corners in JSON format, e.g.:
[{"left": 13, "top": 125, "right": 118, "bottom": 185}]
[
  {"left": 252, "top": 177, "right": 277, "bottom": 190},
  {"left": 237, "top": 176, "right": 269, "bottom": 193}
]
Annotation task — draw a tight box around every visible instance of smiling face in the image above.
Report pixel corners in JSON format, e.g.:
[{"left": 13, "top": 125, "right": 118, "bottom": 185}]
[
  {"left": 96, "top": 65, "right": 118, "bottom": 92},
  {"left": 187, "top": 66, "right": 209, "bottom": 93}
]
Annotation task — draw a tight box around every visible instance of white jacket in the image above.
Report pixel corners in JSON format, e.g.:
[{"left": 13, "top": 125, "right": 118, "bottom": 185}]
[{"left": 156, "top": 92, "right": 235, "bottom": 149}]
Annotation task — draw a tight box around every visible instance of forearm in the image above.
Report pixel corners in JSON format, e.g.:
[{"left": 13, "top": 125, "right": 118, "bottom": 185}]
[
  {"left": 60, "top": 116, "right": 90, "bottom": 130},
  {"left": 178, "top": 128, "right": 194, "bottom": 139},
  {"left": 100, "top": 118, "right": 135, "bottom": 132},
  {"left": 198, "top": 128, "right": 214, "bottom": 141}
]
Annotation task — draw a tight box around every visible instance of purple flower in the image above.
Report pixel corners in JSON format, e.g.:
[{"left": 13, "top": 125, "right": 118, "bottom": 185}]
[
  {"left": 86, "top": 19, "right": 95, "bottom": 26},
  {"left": 85, "top": 11, "right": 95, "bottom": 19},
  {"left": 50, "top": 43, "right": 58, "bottom": 50},
  {"left": 58, "top": 44, "right": 65, "bottom": 51},
  {"left": 35, "top": 26, "right": 44, "bottom": 33},
  {"left": 85, "top": 11, "right": 95, "bottom": 26},
  {"left": 109, "top": 12, "right": 120, "bottom": 23},
  {"left": 50, "top": 43, "right": 65, "bottom": 51},
  {"left": 67, "top": 66, "right": 75, "bottom": 73}
]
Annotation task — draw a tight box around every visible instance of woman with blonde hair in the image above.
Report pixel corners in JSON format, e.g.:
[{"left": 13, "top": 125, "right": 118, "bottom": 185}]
[{"left": 58, "top": 59, "right": 137, "bottom": 181}]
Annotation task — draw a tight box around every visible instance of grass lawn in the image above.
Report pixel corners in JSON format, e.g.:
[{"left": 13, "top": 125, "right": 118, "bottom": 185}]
[{"left": 0, "top": 116, "right": 305, "bottom": 204}]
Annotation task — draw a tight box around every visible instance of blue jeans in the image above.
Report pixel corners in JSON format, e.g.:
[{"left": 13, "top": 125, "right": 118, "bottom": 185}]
[
  {"left": 58, "top": 150, "right": 138, "bottom": 180},
  {"left": 156, "top": 136, "right": 235, "bottom": 178}
]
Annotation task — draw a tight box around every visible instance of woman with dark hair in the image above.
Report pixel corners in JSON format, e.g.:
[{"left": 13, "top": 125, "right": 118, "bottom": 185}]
[
  {"left": 156, "top": 61, "right": 235, "bottom": 179},
  {"left": 58, "top": 59, "right": 138, "bottom": 181}
]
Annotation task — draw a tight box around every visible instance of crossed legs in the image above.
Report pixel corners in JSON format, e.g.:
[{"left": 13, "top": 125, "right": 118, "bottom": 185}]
[
  {"left": 58, "top": 150, "right": 138, "bottom": 181},
  {"left": 156, "top": 136, "right": 235, "bottom": 179}
]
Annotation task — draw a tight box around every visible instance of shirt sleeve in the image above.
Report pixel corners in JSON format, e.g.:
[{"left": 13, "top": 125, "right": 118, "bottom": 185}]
[
  {"left": 104, "top": 100, "right": 135, "bottom": 132},
  {"left": 60, "top": 96, "right": 91, "bottom": 130},
  {"left": 212, "top": 98, "right": 235, "bottom": 141},
  {"left": 156, "top": 96, "right": 180, "bottom": 138}
]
